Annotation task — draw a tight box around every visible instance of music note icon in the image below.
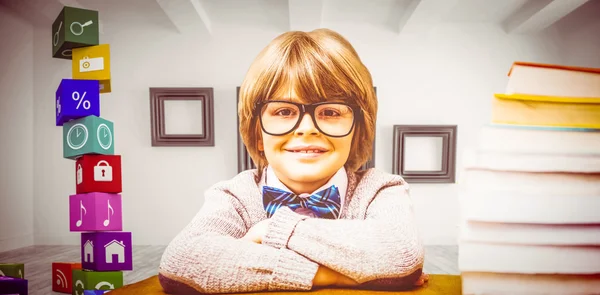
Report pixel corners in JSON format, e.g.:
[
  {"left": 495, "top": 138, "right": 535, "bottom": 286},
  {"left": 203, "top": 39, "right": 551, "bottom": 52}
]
[
  {"left": 103, "top": 200, "right": 114, "bottom": 227},
  {"left": 76, "top": 200, "right": 86, "bottom": 227}
]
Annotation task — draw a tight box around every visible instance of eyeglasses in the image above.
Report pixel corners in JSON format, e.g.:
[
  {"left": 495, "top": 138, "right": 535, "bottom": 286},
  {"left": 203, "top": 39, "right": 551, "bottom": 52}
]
[{"left": 254, "top": 100, "right": 361, "bottom": 137}]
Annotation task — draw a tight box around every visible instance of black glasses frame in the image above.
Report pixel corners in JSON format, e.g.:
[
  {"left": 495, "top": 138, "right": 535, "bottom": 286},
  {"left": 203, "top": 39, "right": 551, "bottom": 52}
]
[{"left": 253, "top": 100, "right": 362, "bottom": 137}]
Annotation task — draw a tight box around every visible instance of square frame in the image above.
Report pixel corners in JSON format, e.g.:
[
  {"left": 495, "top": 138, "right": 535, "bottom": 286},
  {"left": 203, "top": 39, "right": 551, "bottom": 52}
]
[
  {"left": 150, "top": 87, "right": 214, "bottom": 147},
  {"left": 236, "top": 86, "right": 377, "bottom": 173},
  {"left": 392, "top": 125, "right": 457, "bottom": 183}
]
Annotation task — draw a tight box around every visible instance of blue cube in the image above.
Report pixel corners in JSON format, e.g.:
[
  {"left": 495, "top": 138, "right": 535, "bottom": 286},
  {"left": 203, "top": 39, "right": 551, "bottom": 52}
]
[
  {"left": 84, "top": 290, "right": 109, "bottom": 294},
  {"left": 0, "top": 276, "right": 28, "bottom": 295},
  {"left": 56, "top": 79, "right": 100, "bottom": 126}
]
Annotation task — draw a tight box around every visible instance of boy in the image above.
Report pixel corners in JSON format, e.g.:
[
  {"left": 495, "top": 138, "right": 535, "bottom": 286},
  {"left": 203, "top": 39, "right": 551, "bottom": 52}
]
[{"left": 158, "top": 28, "right": 426, "bottom": 294}]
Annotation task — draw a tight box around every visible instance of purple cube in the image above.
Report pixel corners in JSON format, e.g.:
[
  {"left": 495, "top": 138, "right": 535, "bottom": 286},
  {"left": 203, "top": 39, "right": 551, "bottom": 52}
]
[
  {"left": 69, "top": 193, "right": 122, "bottom": 232},
  {"left": 56, "top": 79, "right": 100, "bottom": 126},
  {"left": 0, "top": 276, "right": 28, "bottom": 295},
  {"left": 81, "top": 232, "right": 133, "bottom": 271}
]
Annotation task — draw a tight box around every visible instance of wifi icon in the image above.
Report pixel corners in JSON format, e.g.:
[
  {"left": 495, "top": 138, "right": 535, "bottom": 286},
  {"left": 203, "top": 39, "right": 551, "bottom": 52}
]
[
  {"left": 56, "top": 269, "right": 68, "bottom": 288},
  {"left": 52, "top": 262, "right": 82, "bottom": 293}
]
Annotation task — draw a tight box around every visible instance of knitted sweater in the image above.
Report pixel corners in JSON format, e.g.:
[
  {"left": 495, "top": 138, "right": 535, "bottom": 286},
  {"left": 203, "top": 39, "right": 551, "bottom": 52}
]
[{"left": 158, "top": 168, "right": 425, "bottom": 294}]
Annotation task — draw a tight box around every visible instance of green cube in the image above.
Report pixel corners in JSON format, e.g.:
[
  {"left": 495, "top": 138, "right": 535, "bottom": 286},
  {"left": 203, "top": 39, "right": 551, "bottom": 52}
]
[
  {"left": 63, "top": 115, "right": 114, "bottom": 160},
  {"left": 52, "top": 6, "right": 100, "bottom": 60},
  {"left": 0, "top": 263, "right": 24, "bottom": 279},
  {"left": 72, "top": 269, "right": 123, "bottom": 294}
]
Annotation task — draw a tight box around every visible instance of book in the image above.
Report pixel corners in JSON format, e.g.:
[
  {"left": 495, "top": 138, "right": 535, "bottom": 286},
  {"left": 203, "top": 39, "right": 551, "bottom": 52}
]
[
  {"left": 459, "top": 241, "right": 600, "bottom": 274},
  {"left": 461, "top": 272, "right": 600, "bottom": 295},
  {"left": 459, "top": 220, "right": 600, "bottom": 246},
  {"left": 506, "top": 61, "right": 600, "bottom": 98},
  {"left": 491, "top": 93, "right": 600, "bottom": 129},
  {"left": 462, "top": 147, "right": 600, "bottom": 173},
  {"left": 459, "top": 169, "right": 600, "bottom": 224},
  {"left": 476, "top": 124, "right": 600, "bottom": 154}
]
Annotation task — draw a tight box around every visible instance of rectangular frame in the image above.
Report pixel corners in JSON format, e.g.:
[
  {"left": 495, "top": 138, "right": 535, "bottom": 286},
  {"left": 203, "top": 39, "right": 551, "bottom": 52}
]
[
  {"left": 150, "top": 87, "right": 214, "bottom": 147},
  {"left": 359, "top": 86, "right": 377, "bottom": 170},
  {"left": 236, "top": 86, "right": 377, "bottom": 173},
  {"left": 392, "top": 125, "right": 457, "bottom": 183},
  {"left": 237, "top": 87, "right": 256, "bottom": 172}
]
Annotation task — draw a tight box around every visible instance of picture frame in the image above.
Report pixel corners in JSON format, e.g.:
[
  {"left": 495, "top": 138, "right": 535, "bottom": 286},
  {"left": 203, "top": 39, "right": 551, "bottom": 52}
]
[
  {"left": 149, "top": 87, "right": 214, "bottom": 147},
  {"left": 358, "top": 86, "right": 377, "bottom": 170},
  {"left": 236, "top": 86, "right": 377, "bottom": 173},
  {"left": 392, "top": 125, "right": 457, "bottom": 183},
  {"left": 236, "top": 87, "right": 256, "bottom": 172}
]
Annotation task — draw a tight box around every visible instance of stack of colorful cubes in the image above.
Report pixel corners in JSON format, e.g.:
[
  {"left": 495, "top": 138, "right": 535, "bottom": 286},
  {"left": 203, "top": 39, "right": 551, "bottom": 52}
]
[
  {"left": 51, "top": 5, "right": 132, "bottom": 295},
  {"left": 0, "top": 263, "right": 27, "bottom": 295}
]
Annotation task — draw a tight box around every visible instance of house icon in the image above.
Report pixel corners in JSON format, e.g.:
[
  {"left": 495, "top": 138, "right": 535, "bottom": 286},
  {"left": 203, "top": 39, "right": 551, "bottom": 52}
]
[
  {"left": 104, "top": 240, "right": 126, "bottom": 263},
  {"left": 84, "top": 240, "right": 94, "bottom": 263}
]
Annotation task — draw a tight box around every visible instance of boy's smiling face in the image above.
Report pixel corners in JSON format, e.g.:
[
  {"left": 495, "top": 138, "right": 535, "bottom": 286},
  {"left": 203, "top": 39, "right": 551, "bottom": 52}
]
[{"left": 257, "top": 87, "right": 354, "bottom": 195}]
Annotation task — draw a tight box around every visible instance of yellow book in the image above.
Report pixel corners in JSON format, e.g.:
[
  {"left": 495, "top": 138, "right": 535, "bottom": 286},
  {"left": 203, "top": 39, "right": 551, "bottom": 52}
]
[
  {"left": 72, "top": 44, "right": 111, "bottom": 93},
  {"left": 491, "top": 93, "right": 600, "bottom": 129}
]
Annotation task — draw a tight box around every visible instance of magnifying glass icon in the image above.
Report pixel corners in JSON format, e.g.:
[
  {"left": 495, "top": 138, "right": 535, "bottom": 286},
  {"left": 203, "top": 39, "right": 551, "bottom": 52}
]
[
  {"left": 53, "top": 21, "right": 62, "bottom": 46},
  {"left": 70, "top": 20, "right": 93, "bottom": 36}
]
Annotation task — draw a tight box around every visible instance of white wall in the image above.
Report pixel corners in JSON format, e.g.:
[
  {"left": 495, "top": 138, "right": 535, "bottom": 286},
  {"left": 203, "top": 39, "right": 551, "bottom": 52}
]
[
  {"left": 555, "top": 0, "right": 600, "bottom": 67},
  {"left": 1, "top": 2, "right": 599, "bottom": 252},
  {"left": 0, "top": 8, "right": 35, "bottom": 252},
  {"left": 350, "top": 22, "right": 565, "bottom": 244}
]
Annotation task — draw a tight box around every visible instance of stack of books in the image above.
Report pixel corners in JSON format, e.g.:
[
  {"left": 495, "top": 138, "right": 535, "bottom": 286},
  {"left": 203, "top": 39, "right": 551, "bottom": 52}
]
[{"left": 458, "top": 61, "right": 600, "bottom": 294}]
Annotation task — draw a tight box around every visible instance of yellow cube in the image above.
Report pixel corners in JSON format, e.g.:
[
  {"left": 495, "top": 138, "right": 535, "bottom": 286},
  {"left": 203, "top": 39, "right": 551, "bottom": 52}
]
[{"left": 72, "top": 44, "right": 111, "bottom": 93}]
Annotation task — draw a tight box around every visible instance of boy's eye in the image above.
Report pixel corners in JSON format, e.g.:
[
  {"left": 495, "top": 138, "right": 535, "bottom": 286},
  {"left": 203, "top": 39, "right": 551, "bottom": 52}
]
[
  {"left": 274, "top": 108, "right": 296, "bottom": 116},
  {"left": 320, "top": 109, "right": 341, "bottom": 117}
]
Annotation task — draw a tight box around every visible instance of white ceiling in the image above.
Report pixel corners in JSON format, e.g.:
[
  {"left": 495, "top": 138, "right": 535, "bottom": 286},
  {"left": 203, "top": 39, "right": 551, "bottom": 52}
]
[{"left": 1, "top": 0, "right": 598, "bottom": 36}]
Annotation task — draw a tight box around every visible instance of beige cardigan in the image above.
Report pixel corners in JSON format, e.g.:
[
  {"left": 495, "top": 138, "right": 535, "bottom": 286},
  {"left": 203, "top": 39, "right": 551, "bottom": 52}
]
[{"left": 158, "top": 168, "right": 425, "bottom": 294}]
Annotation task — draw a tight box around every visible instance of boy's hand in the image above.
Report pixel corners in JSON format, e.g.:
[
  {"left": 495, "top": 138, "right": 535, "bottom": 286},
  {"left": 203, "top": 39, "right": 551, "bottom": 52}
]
[
  {"left": 414, "top": 272, "right": 429, "bottom": 286},
  {"left": 312, "top": 265, "right": 358, "bottom": 287},
  {"left": 241, "top": 219, "right": 271, "bottom": 244}
]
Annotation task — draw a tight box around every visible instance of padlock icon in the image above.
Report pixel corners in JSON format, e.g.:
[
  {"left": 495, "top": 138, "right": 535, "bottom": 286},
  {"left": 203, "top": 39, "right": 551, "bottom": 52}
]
[
  {"left": 94, "top": 160, "right": 112, "bottom": 182},
  {"left": 77, "top": 164, "right": 83, "bottom": 184}
]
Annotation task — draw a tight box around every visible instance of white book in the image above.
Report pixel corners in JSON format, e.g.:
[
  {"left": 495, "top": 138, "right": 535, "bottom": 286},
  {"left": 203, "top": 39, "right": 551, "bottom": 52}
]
[
  {"left": 458, "top": 241, "right": 600, "bottom": 274},
  {"left": 506, "top": 62, "right": 600, "bottom": 98},
  {"left": 459, "top": 190, "right": 600, "bottom": 224},
  {"left": 476, "top": 124, "right": 600, "bottom": 156},
  {"left": 459, "top": 220, "right": 600, "bottom": 246},
  {"left": 461, "top": 169, "right": 600, "bottom": 196},
  {"left": 459, "top": 169, "right": 600, "bottom": 224},
  {"left": 461, "top": 271, "right": 600, "bottom": 295},
  {"left": 462, "top": 148, "right": 600, "bottom": 173}
]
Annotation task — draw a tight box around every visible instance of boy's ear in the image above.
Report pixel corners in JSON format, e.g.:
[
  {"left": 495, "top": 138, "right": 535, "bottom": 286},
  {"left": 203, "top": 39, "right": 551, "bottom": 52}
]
[{"left": 258, "top": 138, "right": 264, "bottom": 151}]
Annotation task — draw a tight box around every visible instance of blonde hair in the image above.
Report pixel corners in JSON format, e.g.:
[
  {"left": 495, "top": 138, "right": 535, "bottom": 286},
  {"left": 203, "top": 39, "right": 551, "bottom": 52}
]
[{"left": 238, "top": 28, "right": 377, "bottom": 178}]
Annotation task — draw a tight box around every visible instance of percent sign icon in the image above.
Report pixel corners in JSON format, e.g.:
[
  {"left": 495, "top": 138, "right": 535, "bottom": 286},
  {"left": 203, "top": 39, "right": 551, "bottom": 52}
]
[{"left": 72, "top": 91, "right": 91, "bottom": 110}]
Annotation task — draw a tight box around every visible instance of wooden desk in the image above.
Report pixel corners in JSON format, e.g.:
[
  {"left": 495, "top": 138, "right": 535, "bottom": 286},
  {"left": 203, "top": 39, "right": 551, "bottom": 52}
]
[{"left": 106, "top": 274, "right": 461, "bottom": 295}]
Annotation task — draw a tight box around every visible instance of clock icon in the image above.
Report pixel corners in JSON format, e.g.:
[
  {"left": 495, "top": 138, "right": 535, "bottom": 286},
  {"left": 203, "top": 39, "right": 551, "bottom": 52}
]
[
  {"left": 67, "top": 123, "right": 88, "bottom": 150},
  {"left": 97, "top": 123, "right": 112, "bottom": 150}
]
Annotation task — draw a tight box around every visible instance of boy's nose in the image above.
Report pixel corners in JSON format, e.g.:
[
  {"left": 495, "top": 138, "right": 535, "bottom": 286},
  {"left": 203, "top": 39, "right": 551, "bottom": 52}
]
[{"left": 294, "top": 113, "right": 319, "bottom": 135}]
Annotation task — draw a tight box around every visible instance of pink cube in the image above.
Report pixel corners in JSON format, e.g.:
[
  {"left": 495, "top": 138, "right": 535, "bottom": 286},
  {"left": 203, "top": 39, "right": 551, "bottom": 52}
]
[{"left": 69, "top": 192, "right": 122, "bottom": 232}]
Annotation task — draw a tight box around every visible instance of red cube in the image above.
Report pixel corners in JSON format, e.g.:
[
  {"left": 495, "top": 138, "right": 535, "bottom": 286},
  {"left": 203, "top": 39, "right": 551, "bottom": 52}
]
[
  {"left": 75, "top": 155, "right": 122, "bottom": 194},
  {"left": 51, "top": 262, "right": 81, "bottom": 293}
]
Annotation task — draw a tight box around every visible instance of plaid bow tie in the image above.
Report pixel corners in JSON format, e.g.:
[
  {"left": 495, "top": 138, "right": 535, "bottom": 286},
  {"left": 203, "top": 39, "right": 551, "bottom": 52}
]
[{"left": 262, "top": 185, "right": 341, "bottom": 219}]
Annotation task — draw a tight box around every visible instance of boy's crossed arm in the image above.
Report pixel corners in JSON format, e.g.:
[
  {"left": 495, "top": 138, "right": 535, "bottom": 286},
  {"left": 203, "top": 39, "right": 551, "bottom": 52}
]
[
  {"left": 241, "top": 220, "right": 359, "bottom": 288},
  {"left": 158, "top": 187, "right": 355, "bottom": 294},
  {"left": 159, "top": 180, "right": 426, "bottom": 294},
  {"left": 255, "top": 184, "right": 427, "bottom": 289}
]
